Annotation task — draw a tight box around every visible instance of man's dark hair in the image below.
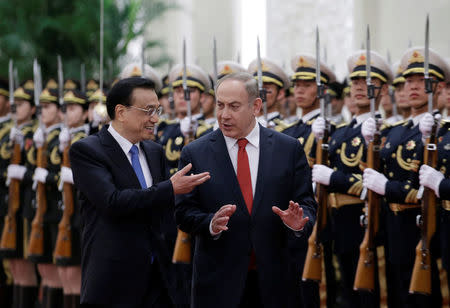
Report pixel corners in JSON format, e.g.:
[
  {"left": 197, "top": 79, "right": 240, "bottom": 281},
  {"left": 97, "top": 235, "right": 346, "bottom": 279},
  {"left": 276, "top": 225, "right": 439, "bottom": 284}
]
[{"left": 106, "top": 77, "right": 156, "bottom": 119}]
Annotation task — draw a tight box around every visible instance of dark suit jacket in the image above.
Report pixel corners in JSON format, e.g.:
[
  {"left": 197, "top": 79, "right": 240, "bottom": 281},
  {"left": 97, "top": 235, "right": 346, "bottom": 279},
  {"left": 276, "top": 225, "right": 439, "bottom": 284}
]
[
  {"left": 175, "top": 125, "right": 317, "bottom": 308},
  {"left": 69, "top": 125, "right": 175, "bottom": 308}
]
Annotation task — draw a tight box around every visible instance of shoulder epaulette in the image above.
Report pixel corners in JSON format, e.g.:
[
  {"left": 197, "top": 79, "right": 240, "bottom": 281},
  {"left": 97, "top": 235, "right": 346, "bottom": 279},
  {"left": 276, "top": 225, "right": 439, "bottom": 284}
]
[
  {"left": 196, "top": 123, "right": 213, "bottom": 138},
  {"left": 441, "top": 119, "right": 450, "bottom": 126},
  {"left": 393, "top": 119, "right": 407, "bottom": 127},
  {"left": 336, "top": 122, "right": 348, "bottom": 129},
  {"left": 275, "top": 120, "right": 296, "bottom": 132}
]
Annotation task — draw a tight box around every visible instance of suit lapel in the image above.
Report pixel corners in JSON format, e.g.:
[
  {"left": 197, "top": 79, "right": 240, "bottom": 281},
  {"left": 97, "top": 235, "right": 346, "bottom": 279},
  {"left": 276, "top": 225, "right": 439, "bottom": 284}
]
[
  {"left": 99, "top": 125, "right": 141, "bottom": 188},
  {"left": 252, "top": 126, "right": 273, "bottom": 215},
  {"left": 209, "top": 129, "right": 249, "bottom": 216},
  {"left": 141, "top": 141, "right": 161, "bottom": 184}
]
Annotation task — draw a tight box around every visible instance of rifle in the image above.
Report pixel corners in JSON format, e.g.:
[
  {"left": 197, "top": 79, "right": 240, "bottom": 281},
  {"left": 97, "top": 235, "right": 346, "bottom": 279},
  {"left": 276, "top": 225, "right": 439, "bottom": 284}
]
[
  {"left": 172, "top": 38, "right": 193, "bottom": 264},
  {"left": 168, "top": 60, "right": 175, "bottom": 120},
  {"left": 302, "top": 27, "right": 329, "bottom": 282},
  {"left": 54, "top": 55, "right": 74, "bottom": 262},
  {"left": 409, "top": 15, "right": 437, "bottom": 295},
  {"left": 0, "top": 60, "right": 21, "bottom": 253},
  {"left": 354, "top": 25, "right": 381, "bottom": 292},
  {"left": 256, "top": 37, "right": 268, "bottom": 126},
  {"left": 28, "top": 59, "right": 47, "bottom": 259}
]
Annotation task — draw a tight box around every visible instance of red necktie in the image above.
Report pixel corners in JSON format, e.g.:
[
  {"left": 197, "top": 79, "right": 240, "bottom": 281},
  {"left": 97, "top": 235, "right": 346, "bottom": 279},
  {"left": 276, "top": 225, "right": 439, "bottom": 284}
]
[{"left": 237, "top": 138, "right": 253, "bottom": 214}]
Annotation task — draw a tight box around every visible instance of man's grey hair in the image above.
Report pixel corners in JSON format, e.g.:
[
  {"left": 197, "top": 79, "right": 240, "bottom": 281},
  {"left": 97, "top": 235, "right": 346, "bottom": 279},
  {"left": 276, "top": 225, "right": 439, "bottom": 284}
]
[{"left": 215, "top": 72, "right": 259, "bottom": 103}]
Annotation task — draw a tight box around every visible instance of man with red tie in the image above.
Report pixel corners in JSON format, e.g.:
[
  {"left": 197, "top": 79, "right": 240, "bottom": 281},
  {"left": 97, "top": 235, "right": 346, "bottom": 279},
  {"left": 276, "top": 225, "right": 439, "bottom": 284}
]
[{"left": 175, "top": 72, "right": 317, "bottom": 308}]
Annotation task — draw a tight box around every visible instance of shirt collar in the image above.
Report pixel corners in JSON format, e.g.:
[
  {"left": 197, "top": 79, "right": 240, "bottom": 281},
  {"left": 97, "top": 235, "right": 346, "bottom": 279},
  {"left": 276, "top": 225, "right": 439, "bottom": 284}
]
[
  {"left": 412, "top": 112, "right": 428, "bottom": 127},
  {"left": 69, "top": 125, "right": 88, "bottom": 135},
  {"left": 257, "top": 111, "right": 280, "bottom": 122},
  {"left": 108, "top": 123, "right": 140, "bottom": 155},
  {"left": 301, "top": 109, "right": 320, "bottom": 122},
  {"left": 355, "top": 112, "right": 372, "bottom": 126},
  {"left": 223, "top": 120, "right": 260, "bottom": 152},
  {"left": 45, "top": 123, "right": 62, "bottom": 134}
]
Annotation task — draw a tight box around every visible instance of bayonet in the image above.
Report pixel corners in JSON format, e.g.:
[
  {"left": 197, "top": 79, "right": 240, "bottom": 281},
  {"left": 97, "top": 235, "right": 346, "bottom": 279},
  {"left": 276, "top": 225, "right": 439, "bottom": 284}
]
[
  {"left": 212, "top": 36, "right": 218, "bottom": 87},
  {"left": 316, "top": 26, "right": 325, "bottom": 118},
  {"left": 8, "top": 60, "right": 14, "bottom": 110},
  {"left": 13, "top": 68, "right": 19, "bottom": 89},
  {"left": 80, "top": 63, "right": 86, "bottom": 93},
  {"left": 99, "top": 0, "right": 104, "bottom": 92},
  {"left": 168, "top": 60, "right": 175, "bottom": 119},
  {"left": 182, "top": 38, "right": 192, "bottom": 122},
  {"left": 141, "top": 42, "right": 146, "bottom": 77},
  {"left": 236, "top": 50, "right": 241, "bottom": 64},
  {"left": 57, "top": 55, "right": 64, "bottom": 107},
  {"left": 257, "top": 36, "right": 267, "bottom": 124}
]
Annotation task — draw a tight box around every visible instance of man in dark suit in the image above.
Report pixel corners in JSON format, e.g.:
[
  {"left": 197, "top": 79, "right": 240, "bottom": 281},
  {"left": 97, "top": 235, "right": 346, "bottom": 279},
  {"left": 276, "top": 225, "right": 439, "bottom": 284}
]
[
  {"left": 69, "top": 77, "right": 210, "bottom": 308},
  {"left": 175, "top": 72, "right": 317, "bottom": 308}
]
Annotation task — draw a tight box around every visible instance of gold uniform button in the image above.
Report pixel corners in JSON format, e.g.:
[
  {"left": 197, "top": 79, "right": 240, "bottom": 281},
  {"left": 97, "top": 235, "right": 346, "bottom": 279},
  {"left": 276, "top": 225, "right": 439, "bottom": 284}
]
[
  {"left": 389, "top": 172, "right": 394, "bottom": 177},
  {"left": 407, "top": 158, "right": 411, "bottom": 162},
  {"left": 349, "top": 177, "right": 355, "bottom": 182},
  {"left": 405, "top": 185, "right": 410, "bottom": 189},
  {"left": 391, "top": 153, "right": 396, "bottom": 158},
  {"left": 333, "top": 167, "right": 338, "bottom": 171},
  {"left": 336, "top": 149, "right": 341, "bottom": 154},
  {"left": 351, "top": 153, "right": 355, "bottom": 158}
]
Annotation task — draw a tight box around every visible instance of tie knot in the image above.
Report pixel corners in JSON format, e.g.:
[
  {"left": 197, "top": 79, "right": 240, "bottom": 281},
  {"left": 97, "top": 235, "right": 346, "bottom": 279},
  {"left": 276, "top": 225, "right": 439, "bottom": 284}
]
[
  {"left": 237, "top": 138, "right": 249, "bottom": 149},
  {"left": 130, "top": 144, "right": 139, "bottom": 156}
]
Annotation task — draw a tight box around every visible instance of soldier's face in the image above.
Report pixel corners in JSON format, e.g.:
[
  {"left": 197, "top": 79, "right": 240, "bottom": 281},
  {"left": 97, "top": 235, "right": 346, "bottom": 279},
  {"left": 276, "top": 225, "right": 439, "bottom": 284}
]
[
  {"left": 350, "top": 77, "right": 383, "bottom": 109},
  {"left": 394, "top": 83, "right": 409, "bottom": 109},
  {"left": 173, "top": 86, "right": 202, "bottom": 115},
  {"left": 0, "top": 95, "right": 9, "bottom": 116},
  {"left": 404, "top": 74, "right": 429, "bottom": 110},
  {"left": 293, "top": 80, "right": 317, "bottom": 109},
  {"left": 380, "top": 93, "right": 393, "bottom": 113},
  {"left": 216, "top": 79, "right": 261, "bottom": 139},
  {"left": 445, "top": 83, "right": 450, "bottom": 110},
  {"left": 159, "top": 94, "right": 172, "bottom": 115},
  {"left": 437, "top": 82, "right": 449, "bottom": 110},
  {"left": 200, "top": 93, "right": 215, "bottom": 117},
  {"left": 344, "top": 94, "right": 357, "bottom": 115},
  {"left": 263, "top": 83, "right": 283, "bottom": 110},
  {"left": 40, "top": 102, "right": 61, "bottom": 127},
  {"left": 65, "top": 103, "right": 87, "bottom": 128},
  {"left": 14, "top": 99, "right": 35, "bottom": 124}
]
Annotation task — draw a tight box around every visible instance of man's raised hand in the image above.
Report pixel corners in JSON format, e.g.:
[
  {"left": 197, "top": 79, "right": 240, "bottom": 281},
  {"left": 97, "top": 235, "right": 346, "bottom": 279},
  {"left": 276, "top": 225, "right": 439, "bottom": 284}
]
[
  {"left": 171, "top": 163, "right": 210, "bottom": 195},
  {"left": 272, "top": 201, "right": 309, "bottom": 231},
  {"left": 210, "top": 204, "right": 237, "bottom": 235}
]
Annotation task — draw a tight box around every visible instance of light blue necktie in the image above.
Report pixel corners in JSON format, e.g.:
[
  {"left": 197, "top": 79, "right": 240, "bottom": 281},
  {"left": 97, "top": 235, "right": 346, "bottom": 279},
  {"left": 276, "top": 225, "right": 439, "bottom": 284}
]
[{"left": 129, "top": 145, "right": 147, "bottom": 188}]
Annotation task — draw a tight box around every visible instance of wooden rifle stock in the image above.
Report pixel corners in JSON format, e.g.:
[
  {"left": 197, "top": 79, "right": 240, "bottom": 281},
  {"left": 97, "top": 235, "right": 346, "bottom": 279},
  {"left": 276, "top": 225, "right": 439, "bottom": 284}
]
[
  {"left": 409, "top": 120, "right": 438, "bottom": 295},
  {"left": 302, "top": 128, "right": 329, "bottom": 282},
  {"left": 53, "top": 146, "right": 73, "bottom": 261},
  {"left": 27, "top": 145, "right": 47, "bottom": 258},
  {"left": 354, "top": 133, "right": 381, "bottom": 291},
  {"left": 172, "top": 131, "right": 195, "bottom": 264},
  {"left": 0, "top": 142, "right": 22, "bottom": 252}
]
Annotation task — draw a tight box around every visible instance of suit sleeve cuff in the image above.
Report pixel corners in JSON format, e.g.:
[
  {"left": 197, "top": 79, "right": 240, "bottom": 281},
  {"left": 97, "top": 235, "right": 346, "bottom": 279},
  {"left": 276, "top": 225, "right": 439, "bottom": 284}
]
[
  {"left": 283, "top": 222, "right": 304, "bottom": 237},
  {"left": 209, "top": 218, "right": 222, "bottom": 240}
]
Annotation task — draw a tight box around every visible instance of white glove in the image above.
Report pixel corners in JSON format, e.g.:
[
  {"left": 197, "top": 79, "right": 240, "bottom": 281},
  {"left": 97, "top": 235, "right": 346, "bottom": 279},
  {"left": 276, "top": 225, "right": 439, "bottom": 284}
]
[
  {"left": 58, "top": 166, "right": 74, "bottom": 191},
  {"left": 92, "top": 106, "right": 108, "bottom": 127},
  {"left": 33, "top": 167, "right": 48, "bottom": 184},
  {"left": 9, "top": 127, "right": 24, "bottom": 147},
  {"left": 7, "top": 164, "right": 27, "bottom": 181},
  {"left": 361, "top": 118, "right": 376, "bottom": 145},
  {"left": 312, "top": 164, "right": 334, "bottom": 186},
  {"left": 59, "top": 127, "right": 71, "bottom": 152},
  {"left": 363, "top": 168, "right": 388, "bottom": 196},
  {"left": 419, "top": 113, "right": 434, "bottom": 139},
  {"left": 419, "top": 164, "right": 444, "bottom": 198},
  {"left": 33, "top": 127, "right": 45, "bottom": 148},
  {"left": 311, "top": 117, "right": 325, "bottom": 140},
  {"left": 180, "top": 117, "right": 197, "bottom": 137}
]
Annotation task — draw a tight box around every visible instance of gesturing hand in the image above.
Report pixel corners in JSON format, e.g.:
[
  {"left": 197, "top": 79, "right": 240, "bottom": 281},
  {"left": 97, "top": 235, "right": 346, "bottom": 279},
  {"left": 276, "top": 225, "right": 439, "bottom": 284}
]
[
  {"left": 272, "top": 201, "right": 309, "bottom": 231},
  {"left": 170, "top": 163, "right": 210, "bottom": 195},
  {"left": 210, "top": 204, "right": 237, "bottom": 235}
]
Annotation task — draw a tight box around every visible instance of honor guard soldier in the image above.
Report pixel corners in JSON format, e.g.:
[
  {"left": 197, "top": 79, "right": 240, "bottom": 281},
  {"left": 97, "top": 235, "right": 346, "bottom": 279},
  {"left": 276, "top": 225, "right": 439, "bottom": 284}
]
[
  {"left": 87, "top": 88, "right": 108, "bottom": 135},
  {"left": 200, "top": 76, "right": 216, "bottom": 126},
  {"left": 195, "top": 61, "right": 247, "bottom": 139},
  {"left": 247, "top": 58, "right": 290, "bottom": 128},
  {"left": 0, "top": 78, "right": 13, "bottom": 308},
  {"left": 281, "top": 86, "right": 299, "bottom": 124},
  {"left": 392, "top": 61, "right": 412, "bottom": 120},
  {"left": 277, "top": 53, "right": 336, "bottom": 167},
  {"left": 85, "top": 79, "right": 99, "bottom": 98},
  {"left": 158, "top": 75, "right": 174, "bottom": 120},
  {"left": 313, "top": 50, "right": 393, "bottom": 308},
  {"left": 156, "top": 63, "right": 210, "bottom": 177},
  {"left": 63, "top": 79, "right": 80, "bottom": 92},
  {"left": 56, "top": 90, "right": 89, "bottom": 308},
  {"left": 280, "top": 53, "right": 336, "bottom": 308},
  {"left": 328, "top": 81, "right": 346, "bottom": 125},
  {"left": 4, "top": 85, "right": 40, "bottom": 308},
  {"left": 29, "top": 88, "right": 64, "bottom": 308},
  {"left": 362, "top": 47, "right": 449, "bottom": 307}
]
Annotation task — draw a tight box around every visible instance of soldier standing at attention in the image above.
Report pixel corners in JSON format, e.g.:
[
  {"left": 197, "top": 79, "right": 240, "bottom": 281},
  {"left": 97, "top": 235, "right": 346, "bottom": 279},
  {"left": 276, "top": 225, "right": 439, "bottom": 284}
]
[
  {"left": 362, "top": 47, "right": 448, "bottom": 307},
  {"left": 312, "top": 50, "right": 392, "bottom": 308},
  {"left": 4, "top": 85, "right": 39, "bottom": 308}
]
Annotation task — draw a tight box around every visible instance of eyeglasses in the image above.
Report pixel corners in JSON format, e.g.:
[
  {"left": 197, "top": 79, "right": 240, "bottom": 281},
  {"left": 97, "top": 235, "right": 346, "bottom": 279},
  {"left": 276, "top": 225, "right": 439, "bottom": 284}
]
[{"left": 127, "top": 105, "right": 163, "bottom": 116}]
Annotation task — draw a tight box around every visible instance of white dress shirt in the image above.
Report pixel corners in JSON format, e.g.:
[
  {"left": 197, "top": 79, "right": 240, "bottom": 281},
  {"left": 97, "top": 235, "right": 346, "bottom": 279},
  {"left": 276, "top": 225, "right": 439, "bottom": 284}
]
[
  {"left": 355, "top": 112, "right": 372, "bottom": 127},
  {"left": 108, "top": 124, "right": 153, "bottom": 187},
  {"left": 411, "top": 112, "right": 428, "bottom": 127},
  {"left": 223, "top": 121, "right": 260, "bottom": 196},
  {"left": 301, "top": 109, "right": 321, "bottom": 123}
]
